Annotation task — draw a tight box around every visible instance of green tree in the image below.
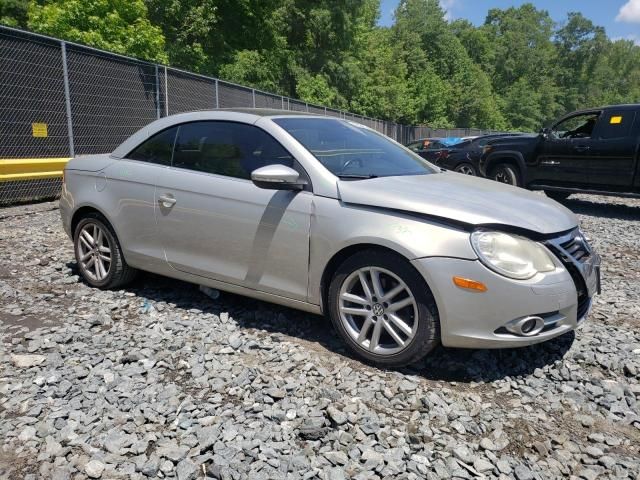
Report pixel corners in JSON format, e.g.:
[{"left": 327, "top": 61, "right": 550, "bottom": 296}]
[
  {"left": 27, "top": 0, "right": 168, "bottom": 63},
  {"left": 393, "top": 0, "right": 505, "bottom": 129},
  {"left": 1, "top": 0, "right": 28, "bottom": 27},
  {"left": 342, "top": 27, "right": 414, "bottom": 122},
  {"left": 554, "top": 12, "right": 608, "bottom": 112},
  {"left": 481, "top": 4, "right": 561, "bottom": 128},
  {"left": 144, "top": 0, "right": 218, "bottom": 71}
]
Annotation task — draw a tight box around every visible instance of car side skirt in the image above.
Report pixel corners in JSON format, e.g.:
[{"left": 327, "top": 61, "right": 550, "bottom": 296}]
[{"left": 128, "top": 256, "right": 323, "bottom": 315}]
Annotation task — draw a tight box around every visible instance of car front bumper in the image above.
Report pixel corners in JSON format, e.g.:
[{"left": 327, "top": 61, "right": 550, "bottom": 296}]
[{"left": 411, "top": 251, "right": 600, "bottom": 349}]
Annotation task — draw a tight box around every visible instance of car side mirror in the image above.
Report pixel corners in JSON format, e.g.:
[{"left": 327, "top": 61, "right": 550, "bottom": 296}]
[{"left": 251, "top": 164, "right": 307, "bottom": 190}]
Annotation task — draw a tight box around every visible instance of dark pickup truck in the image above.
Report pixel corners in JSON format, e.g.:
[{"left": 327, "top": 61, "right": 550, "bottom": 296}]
[{"left": 479, "top": 104, "right": 640, "bottom": 200}]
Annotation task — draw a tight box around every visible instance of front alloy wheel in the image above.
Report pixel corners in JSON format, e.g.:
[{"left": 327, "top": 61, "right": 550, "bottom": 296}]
[
  {"left": 491, "top": 163, "right": 521, "bottom": 187},
  {"left": 338, "top": 267, "right": 418, "bottom": 355},
  {"left": 328, "top": 250, "right": 439, "bottom": 367}
]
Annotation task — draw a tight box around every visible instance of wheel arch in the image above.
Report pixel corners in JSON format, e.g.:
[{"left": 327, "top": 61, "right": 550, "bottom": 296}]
[
  {"left": 71, "top": 204, "right": 118, "bottom": 241},
  {"left": 319, "top": 243, "right": 426, "bottom": 314},
  {"left": 484, "top": 151, "right": 527, "bottom": 183}
]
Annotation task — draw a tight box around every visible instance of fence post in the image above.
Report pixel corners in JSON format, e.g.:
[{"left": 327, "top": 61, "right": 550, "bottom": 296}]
[
  {"left": 281, "top": 96, "right": 285, "bottom": 110},
  {"left": 154, "top": 65, "right": 160, "bottom": 119},
  {"left": 60, "top": 41, "right": 75, "bottom": 157},
  {"left": 215, "top": 79, "right": 219, "bottom": 108},
  {"left": 164, "top": 66, "right": 169, "bottom": 116},
  {"left": 252, "top": 89, "right": 256, "bottom": 108},
  {"left": 324, "top": 106, "right": 327, "bottom": 116}
]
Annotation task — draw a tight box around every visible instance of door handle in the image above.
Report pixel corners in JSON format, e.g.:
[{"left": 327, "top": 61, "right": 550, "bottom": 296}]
[
  {"left": 574, "top": 145, "right": 590, "bottom": 152},
  {"left": 158, "top": 194, "right": 176, "bottom": 207}
]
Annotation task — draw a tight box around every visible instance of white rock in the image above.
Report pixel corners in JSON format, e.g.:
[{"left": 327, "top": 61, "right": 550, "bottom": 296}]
[
  {"left": 18, "top": 426, "right": 36, "bottom": 442},
  {"left": 11, "top": 354, "right": 46, "bottom": 368},
  {"left": 85, "top": 459, "right": 105, "bottom": 478}
]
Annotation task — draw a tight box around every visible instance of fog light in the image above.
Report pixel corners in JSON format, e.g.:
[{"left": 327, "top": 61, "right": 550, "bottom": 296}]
[
  {"left": 505, "top": 316, "right": 545, "bottom": 336},
  {"left": 520, "top": 318, "right": 537, "bottom": 334}
]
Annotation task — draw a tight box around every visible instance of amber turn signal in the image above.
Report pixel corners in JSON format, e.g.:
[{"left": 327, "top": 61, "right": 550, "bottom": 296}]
[{"left": 452, "top": 276, "right": 488, "bottom": 292}]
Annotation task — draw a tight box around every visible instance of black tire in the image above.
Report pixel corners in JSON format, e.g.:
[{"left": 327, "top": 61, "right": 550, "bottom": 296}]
[
  {"left": 73, "top": 212, "right": 137, "bottom": 289},
  {"left": 328, "top": 249, "right": 439, "bottom": 368},
  {"left": 454, "top": 162, "right": 477, "bottom": 176},
  {"left": 545, "top": 191, "right": 571, "bottom": 201},
  {"left": 490, "top": 163, "right": 521, "bottom": 187}
]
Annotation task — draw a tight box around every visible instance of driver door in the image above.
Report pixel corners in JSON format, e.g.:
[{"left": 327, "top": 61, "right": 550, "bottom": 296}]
[
  {"left": 537, "top": 112, "right": 601, "bottom": 186},
  {"left": 154, "top": 121, "right": 313, "bottom": 301}
]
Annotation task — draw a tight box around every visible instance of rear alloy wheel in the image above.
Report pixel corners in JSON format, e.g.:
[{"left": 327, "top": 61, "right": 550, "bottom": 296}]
[
  {"left": 74, "top": 213, "right": 137, "bottom": 289},
  {"left": 328, "top": 250, "right": 439, "bottom": 367},
  {"left": 491, "top": 163, "right": 521, "bottom": 187},
  {"left": 454, "top": 163, "right": 476, "bottom": 176}
]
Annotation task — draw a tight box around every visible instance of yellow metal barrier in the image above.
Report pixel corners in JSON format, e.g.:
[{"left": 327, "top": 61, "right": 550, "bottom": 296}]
[{"left": 0, "top": 157, "right": 71, "bottom": 182}]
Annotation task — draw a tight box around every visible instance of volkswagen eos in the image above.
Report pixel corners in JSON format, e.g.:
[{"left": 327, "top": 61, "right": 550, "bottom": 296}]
[{"left": 60, "top": 109, "right": 601, "bottom": 367}]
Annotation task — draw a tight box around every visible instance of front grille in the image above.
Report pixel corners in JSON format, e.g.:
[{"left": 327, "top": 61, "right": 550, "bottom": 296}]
[
  {"left": 546, "top": 229, "right": 591, "bottom": 319},
  {"left": 559, "top": 235, "right": 591, "bottom": 263}
]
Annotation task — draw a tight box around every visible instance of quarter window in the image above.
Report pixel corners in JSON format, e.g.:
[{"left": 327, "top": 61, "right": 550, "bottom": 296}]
[
  {"left": 172, "top": 121, "right": 294, "bottom": 179},
  {"left": 127, "top": 126, "right": 178, "bottom": 165}
]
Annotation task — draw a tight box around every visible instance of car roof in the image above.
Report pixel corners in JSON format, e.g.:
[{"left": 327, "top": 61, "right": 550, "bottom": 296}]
[
  {"left": 111, "top": 109, "right": 339, "bottom": 158},
  {"left": 212, "top": 107, "right": 325, "bottom": 117},
  {"left": 570, "top": 104, "right": 640, "bottom": 116}
]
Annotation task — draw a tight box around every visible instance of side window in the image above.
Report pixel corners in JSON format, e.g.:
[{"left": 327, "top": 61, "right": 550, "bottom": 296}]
[
  {"left": 127, "top": 126, "right": 178, "bottom": 165},
  {"left": 406, "top": 141, "right": 422, "bottom": 152},
  {"left": 551, "top": 113, "right": 600, "bottom": 140},
  {"left": 593, "top": 111, "right": 636, "bottom": 139},
  {"left": 172, "top": 121, "right": 294, "bottom": 179}
]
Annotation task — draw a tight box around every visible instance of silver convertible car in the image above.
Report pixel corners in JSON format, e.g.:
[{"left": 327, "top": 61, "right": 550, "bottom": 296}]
[{"left": 60, "top": 109, "right": 601, "bottom": 367}]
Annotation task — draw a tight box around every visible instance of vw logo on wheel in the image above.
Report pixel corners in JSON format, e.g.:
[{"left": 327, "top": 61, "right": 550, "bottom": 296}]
[{"left": 372, "top": 303, "right": 384, "bottom": 316}]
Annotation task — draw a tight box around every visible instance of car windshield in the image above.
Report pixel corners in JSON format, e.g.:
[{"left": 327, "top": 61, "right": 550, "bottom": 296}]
[{"left": 273, "top": 117, "right": 439, "bottom": 179}]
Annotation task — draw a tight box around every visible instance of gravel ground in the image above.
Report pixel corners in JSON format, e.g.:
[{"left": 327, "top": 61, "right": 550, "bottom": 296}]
[{"left": 1, "top": 194, "right": 639, "bottom": 480}]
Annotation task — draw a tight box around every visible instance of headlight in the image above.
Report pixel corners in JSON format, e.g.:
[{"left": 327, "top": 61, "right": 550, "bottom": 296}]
[{"left": 470, "top": 231, "right": 556, "bottom": 279}]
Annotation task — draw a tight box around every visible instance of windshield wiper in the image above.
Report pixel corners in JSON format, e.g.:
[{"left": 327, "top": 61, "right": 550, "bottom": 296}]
[{"left": 336, "top": 173, "right": 379, "bottom": 179}]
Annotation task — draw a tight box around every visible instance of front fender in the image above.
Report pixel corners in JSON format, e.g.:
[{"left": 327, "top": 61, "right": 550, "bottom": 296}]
[{"left": 307, "top": 196, "right": 476, "bottom": 306}]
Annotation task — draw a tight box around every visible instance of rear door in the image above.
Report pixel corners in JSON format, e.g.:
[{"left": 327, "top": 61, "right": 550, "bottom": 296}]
[
  {"left": 537, "top": 111, "right": 600, "bottom": 186},
  {"left": 585, "top": 110, "right": 638, "bottom": 188}
]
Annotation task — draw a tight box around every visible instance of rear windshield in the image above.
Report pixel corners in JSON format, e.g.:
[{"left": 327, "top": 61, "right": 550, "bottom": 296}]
[{"left": 273, "top": 117, "right": 438, "bottom": 179}]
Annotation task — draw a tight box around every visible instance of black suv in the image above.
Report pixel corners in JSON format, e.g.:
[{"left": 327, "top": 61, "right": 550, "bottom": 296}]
[{"left": 479, "top": 104, "right": 640, "bottom": 200}]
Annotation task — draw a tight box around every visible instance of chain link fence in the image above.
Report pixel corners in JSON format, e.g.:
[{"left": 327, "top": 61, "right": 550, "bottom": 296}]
[{"left": 0, "top": 25, "right": 496, "bottom": 206}]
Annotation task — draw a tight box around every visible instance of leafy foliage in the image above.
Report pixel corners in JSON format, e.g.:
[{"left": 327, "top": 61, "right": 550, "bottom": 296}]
[
  {"left": 13, "top": 0, "right": 640, "bottom": 130},
  {"left": 27, "top": 0, "right": 168, "bottom": 63},
  {"left": 1, "top": 0, "right": 28, "bottom": 27}
]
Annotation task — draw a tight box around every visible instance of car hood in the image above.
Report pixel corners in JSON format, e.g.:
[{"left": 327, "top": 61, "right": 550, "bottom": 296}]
[{"left": 337, "top": 172, "right": 577, "bottom": 236}]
